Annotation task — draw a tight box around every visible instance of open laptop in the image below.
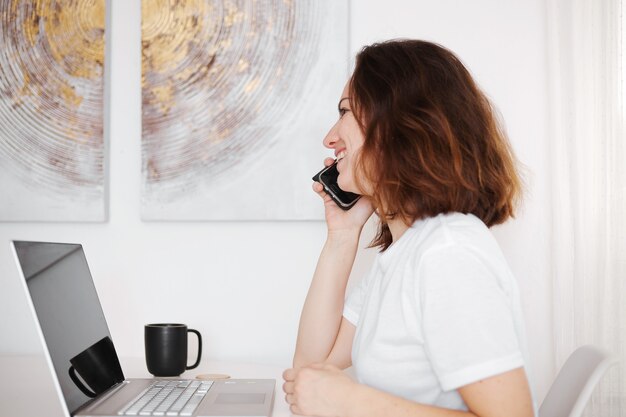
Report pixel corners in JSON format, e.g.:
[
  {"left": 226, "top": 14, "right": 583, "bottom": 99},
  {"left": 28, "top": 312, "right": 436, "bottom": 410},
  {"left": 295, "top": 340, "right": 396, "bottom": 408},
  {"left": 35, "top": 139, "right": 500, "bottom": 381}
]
[{"left": 11, "top": 240, "right": 275, "bottom": 417}]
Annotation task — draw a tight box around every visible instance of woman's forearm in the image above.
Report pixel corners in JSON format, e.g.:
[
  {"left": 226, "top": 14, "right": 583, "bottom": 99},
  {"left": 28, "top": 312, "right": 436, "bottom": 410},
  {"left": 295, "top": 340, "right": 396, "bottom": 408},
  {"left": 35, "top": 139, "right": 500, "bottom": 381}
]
[
  {"left": 342, "top": 367, "right": 534, "bottom": 417},
  {"left": 293, "top": 230, "right": 361, "bottom": 368},
  {"left": 345, "top": 384, "right": 478, "bottom": 417}
]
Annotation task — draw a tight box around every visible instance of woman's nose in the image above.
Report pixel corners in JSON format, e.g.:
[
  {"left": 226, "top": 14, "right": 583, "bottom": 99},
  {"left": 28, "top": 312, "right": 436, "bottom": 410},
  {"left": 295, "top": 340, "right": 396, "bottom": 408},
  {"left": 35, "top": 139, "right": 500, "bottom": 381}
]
[{"left": 323, "top": 123, "right": 339, "bottom": 149}]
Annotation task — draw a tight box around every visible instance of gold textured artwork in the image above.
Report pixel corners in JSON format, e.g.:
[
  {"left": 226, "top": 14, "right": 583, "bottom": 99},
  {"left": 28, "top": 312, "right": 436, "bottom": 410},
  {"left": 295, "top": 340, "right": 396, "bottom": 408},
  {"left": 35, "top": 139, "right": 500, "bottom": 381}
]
[
  {"left": 0, "top": 0, "right": 107, "bottom": 221},
  {"left": 142, "top": 0, "right": 348, "bottom": 220}
]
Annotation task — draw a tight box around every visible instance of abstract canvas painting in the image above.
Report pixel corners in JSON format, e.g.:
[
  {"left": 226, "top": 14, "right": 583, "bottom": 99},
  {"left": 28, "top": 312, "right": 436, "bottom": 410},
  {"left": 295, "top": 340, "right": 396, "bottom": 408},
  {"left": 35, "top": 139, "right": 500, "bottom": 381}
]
[
  {"left": 141, "top": 0, "right": 348, "bottom": 220},
  {"left": 0, "top": 0, "right": 107, "bottom": 221}
]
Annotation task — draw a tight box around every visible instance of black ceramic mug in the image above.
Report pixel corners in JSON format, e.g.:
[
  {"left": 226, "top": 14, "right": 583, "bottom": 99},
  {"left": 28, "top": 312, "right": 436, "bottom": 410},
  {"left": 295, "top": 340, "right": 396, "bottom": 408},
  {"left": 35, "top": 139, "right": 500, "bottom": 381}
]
[
  {"left": 68, "top": 336, "right": 125, "bottom": 398},
  {"left": 144, "top": 323, "right": 202, "bottom": 377}
]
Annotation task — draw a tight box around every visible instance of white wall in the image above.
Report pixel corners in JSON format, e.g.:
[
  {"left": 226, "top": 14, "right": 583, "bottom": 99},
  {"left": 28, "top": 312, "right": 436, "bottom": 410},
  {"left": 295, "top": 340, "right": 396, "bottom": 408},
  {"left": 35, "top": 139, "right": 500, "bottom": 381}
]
[{"left": 0, "top": 0, "right": 554, "bottom": 403}]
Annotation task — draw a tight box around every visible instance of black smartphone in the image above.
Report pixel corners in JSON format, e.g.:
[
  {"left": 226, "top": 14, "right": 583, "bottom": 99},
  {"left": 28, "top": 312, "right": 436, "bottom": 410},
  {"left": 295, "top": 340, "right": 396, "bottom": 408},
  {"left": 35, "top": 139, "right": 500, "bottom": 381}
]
[{"left": 312, "top": 161, "right": 361, "bottom": 210}]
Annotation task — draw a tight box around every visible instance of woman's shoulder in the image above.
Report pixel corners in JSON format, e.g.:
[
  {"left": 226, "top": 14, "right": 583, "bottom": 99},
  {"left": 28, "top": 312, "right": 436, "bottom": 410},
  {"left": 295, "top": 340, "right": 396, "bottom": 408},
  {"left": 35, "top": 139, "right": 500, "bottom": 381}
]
[
  {"left": 411, "top": 212, "right": 507, "bottom": 266},
  {"left": 383, "top": 212, "right": 505, "bottom": 271},
  {"left": 406, "top": 213, "right": 516, "bottom": 295},
  {"left": 414, "top": 212, "right": 490, "bottom": 245}
]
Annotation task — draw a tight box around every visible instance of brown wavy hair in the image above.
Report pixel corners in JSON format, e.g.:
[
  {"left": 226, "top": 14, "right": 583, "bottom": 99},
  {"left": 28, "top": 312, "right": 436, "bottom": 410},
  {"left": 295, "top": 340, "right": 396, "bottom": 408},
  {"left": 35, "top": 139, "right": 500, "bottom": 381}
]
[{"left": 350, "top": 40, "right": 522, "bottom": 251}]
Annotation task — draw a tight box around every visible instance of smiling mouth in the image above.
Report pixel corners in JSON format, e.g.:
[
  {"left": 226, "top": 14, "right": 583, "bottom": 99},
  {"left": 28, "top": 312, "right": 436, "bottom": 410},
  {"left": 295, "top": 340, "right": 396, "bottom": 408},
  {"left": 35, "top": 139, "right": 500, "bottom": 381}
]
[{"left": 336, "top": 150, "right": 347, "bottom": 160}]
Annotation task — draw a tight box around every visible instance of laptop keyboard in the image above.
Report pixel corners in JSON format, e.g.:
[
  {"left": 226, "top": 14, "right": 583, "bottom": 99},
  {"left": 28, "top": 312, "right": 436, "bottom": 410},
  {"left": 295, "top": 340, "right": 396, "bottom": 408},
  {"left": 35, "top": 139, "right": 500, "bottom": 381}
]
[{"left": 118, "top": 380, "right": 213, "bottom": 416}]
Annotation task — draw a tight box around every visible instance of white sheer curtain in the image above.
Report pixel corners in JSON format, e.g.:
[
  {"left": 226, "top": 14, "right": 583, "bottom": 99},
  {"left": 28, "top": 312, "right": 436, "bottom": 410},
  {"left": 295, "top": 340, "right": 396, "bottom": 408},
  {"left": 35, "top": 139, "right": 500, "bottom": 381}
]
[{"left": 546, "top": 0, "right": 625, "bottom": 414}]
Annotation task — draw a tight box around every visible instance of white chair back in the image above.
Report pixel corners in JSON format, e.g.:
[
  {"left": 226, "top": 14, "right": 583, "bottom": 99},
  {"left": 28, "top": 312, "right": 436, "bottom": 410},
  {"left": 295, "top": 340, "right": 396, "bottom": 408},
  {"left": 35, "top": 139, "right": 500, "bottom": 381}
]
[{"left": 539, "top": 345, "right": 619, "bottom": 417}]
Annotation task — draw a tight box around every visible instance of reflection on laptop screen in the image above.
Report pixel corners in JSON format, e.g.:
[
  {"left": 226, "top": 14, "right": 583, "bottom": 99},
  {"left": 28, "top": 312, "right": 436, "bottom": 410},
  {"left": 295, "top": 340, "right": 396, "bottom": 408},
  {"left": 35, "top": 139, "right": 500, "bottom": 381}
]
[{"left": 13, "top": 241, "right": 124, "bottom": 414}]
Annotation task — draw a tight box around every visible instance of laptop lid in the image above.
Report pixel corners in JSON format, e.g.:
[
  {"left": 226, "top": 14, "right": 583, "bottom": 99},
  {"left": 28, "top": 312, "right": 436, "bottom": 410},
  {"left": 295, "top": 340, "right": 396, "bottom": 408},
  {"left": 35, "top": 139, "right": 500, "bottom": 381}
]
[{"left": 11, "top": 241, "right": 124, "bottom": 415}]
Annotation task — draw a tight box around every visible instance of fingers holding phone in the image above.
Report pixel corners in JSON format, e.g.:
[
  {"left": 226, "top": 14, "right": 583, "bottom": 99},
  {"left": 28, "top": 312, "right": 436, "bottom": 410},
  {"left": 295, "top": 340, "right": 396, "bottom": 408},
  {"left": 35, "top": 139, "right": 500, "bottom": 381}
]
[
  {"left": 312, "top": 160, "right": 361, "bottom": 210},
  {"left": 312, "top": 159, "right": 374, "bottom": 231},
  {"left": 311, "top": 157, "right": 336, "bottom": 200}
]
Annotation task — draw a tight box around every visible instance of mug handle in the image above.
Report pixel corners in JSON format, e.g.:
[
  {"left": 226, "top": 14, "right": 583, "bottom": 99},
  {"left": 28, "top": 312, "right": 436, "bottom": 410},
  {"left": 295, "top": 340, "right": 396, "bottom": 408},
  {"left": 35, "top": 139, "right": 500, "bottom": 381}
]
[
  {"left": 186, "top": 329, "right": 202, "bottom": 370},
  {"left": 68, "top": 366, "right": 97, "bottom": 398}
]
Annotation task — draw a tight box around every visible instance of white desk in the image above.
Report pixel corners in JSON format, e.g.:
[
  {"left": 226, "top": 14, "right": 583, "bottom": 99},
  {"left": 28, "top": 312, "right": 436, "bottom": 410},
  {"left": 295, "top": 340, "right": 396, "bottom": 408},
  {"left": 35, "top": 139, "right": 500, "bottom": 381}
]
[{"left": 0, "top": 355, "right": 292, "bottom": 417}]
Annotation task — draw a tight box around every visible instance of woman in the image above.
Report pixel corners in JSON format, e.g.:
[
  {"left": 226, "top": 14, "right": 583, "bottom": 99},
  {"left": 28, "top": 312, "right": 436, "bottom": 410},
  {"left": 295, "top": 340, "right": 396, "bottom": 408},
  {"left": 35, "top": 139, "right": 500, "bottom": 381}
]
[{"left": 283, "top": 40, "right": 536, "bottom": 417}]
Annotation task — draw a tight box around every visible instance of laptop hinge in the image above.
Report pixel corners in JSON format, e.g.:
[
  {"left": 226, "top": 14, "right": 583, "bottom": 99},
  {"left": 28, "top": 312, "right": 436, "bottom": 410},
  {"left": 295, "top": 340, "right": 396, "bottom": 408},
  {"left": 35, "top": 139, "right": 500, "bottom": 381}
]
[{"left": 72, "top": 380, "right": 129, "bottom": 415}]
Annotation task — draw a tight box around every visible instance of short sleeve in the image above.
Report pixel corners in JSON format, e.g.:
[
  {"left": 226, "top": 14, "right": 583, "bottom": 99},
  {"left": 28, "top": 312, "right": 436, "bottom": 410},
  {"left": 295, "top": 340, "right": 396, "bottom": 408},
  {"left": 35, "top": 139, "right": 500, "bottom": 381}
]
[{"left": 419, "top": 244, "right": 524, "bottom": 391}]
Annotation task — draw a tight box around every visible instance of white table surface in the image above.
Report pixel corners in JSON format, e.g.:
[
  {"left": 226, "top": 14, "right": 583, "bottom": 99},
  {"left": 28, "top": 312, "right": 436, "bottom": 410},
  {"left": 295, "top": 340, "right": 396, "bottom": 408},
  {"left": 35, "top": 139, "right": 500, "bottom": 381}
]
[{"left": 0, "top": 355, "right": 292, "bottom": 417}]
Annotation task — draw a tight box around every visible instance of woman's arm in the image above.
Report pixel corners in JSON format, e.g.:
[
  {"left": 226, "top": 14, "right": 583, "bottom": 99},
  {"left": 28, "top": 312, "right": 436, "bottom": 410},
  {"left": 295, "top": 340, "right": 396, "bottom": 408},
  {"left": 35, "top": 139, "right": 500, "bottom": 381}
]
[
  {"left": 283, "top": 364, "right": 534, "bottom": 417},
  {"left": 293, "top": 230, "right": 360, "bottom": 368},
  {"left": 293, "top": 173, "right": 373, "bottom": 369}
]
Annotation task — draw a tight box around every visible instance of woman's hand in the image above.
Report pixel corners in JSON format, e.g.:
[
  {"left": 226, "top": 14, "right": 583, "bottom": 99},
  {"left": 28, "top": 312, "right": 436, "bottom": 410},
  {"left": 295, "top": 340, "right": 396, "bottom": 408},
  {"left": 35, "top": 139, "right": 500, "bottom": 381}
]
[
  {"left": 313, "top": 157, "right": 374, "bottom": 235},
  {"left": 283, "top": 363, "right": 357, "bottom": 417}
]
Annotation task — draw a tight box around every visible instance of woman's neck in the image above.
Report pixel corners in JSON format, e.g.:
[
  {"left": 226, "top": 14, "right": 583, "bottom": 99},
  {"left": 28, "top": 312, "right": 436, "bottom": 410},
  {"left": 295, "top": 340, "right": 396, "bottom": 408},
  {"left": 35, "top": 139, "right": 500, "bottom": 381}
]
[{"left": 387, "top": 217, "right": 411, "bottom": 243}]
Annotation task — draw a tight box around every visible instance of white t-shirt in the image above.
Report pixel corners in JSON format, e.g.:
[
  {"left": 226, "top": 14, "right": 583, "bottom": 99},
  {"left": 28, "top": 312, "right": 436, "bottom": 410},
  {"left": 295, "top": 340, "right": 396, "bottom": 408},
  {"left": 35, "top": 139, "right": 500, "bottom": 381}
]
[{"left": 343, "top": 212, "right": 536, "bottom": 414}]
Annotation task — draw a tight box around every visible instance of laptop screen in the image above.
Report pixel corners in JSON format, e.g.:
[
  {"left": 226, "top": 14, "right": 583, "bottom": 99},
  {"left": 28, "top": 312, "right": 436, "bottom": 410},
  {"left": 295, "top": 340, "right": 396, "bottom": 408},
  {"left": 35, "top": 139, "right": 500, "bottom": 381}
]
[{"left": 13, "top": 241, "right": 124, "bottom": 414}]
